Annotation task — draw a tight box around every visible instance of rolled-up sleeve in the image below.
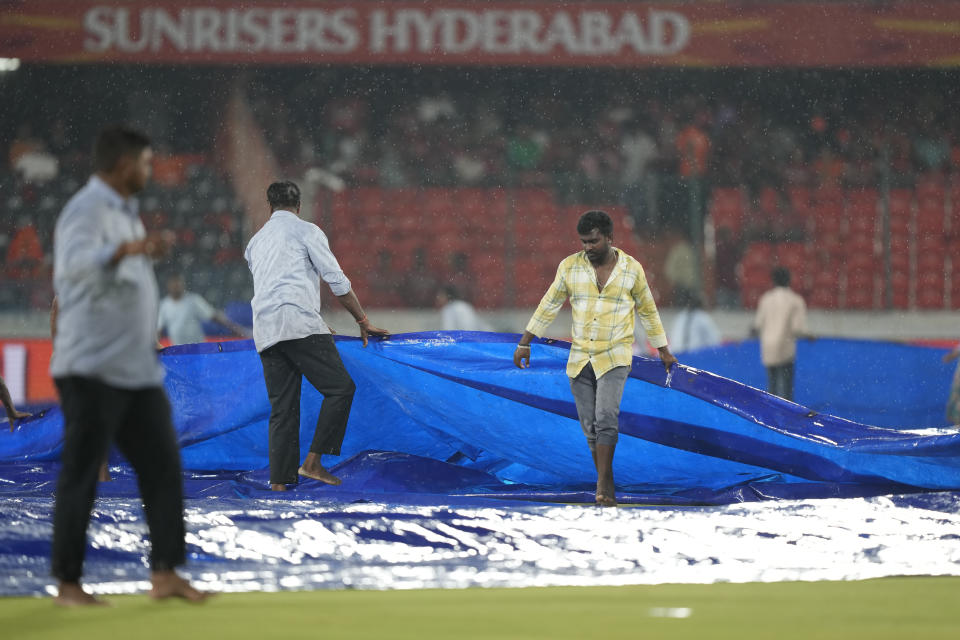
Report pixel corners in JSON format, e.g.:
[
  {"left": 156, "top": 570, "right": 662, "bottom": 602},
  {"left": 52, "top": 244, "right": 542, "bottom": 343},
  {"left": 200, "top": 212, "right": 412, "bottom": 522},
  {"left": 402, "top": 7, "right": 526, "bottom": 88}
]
[
  {"left": 306, "top": 226, "right": 351, "bottom": 297},
  {"left": 525, "top": 264, "right": 568, "bottom": 337}
]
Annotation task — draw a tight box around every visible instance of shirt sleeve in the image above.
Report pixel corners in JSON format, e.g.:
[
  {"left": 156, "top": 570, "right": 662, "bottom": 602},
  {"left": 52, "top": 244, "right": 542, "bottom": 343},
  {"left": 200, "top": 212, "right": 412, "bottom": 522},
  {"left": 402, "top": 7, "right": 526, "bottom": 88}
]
[
  {"left": 55, "top": 206, "right": 119, "bottom": 283},
  {"left": 157, "top": 299, "right": 169, "bottom": 332},
  {"left": 191, "top": 294, "right": 216, "bottom": 321},
  {"left": 525, "top": 262, "right": 569, "bottom": 337},
  {"left": 631, "top": 264, "right": 668, "bottom": 349},
  {"left": 791, "top": 296, "right": 808, "bottom": 335},
  {"left": 305, "top": 225, "right": 352, "bottom": 297}
]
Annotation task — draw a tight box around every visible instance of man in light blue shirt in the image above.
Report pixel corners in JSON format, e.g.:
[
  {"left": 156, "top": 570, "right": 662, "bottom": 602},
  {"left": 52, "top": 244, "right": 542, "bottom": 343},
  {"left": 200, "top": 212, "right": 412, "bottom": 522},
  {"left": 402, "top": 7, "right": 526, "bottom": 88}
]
[
  {"left": 50, "top": 126, "right": 205, "bottom": 606},
  {"left": 245, "top": 181, "right": 388, "bottom": 491},
  {"left": 157, "top": 274, "right": 248, "bottom": 345}
]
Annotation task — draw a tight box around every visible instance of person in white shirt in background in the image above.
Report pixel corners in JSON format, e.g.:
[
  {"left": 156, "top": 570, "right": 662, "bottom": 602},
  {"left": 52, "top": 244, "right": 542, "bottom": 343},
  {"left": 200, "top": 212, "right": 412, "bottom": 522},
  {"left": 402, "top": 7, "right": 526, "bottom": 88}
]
[
  {"left": 157, "top": 274, "right": 248, "bottom": 346},
  {"left": 669, "top": 289, "right": 722, "bottom": 353},
  {"left": 436, "top": 285, "right": 489, "bottom": 331},
  {"left": 752, "top": 267, "right": 814, "bottom": 401}
]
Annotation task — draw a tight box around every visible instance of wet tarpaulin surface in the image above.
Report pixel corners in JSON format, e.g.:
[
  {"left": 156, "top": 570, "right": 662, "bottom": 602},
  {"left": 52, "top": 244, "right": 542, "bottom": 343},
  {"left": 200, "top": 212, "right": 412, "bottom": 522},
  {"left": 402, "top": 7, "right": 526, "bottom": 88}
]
[{"left": 2, "top": 332, "right": 960, "bottom": 595}]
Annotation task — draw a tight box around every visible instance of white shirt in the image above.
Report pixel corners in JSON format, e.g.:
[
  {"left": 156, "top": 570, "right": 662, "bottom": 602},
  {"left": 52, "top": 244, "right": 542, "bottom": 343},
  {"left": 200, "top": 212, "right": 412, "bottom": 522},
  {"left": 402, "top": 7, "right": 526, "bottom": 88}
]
[
  {"left": 245, "top": 210, "right": 351, "bottom": 352},
  {"left": 669, "top": 309, "right": 722, "bottom": 353},
  {"left": 441, "top": 300, "right": 488, "bottom": 331},
  {"left": 158, "top": 293, "right": 216, "bottom": 345},
  {"left": 50, "top": 176, "right": 164, "bottom": 388},
  {"left": 754, "top": 286, "right": 808, "bottom": 367}
]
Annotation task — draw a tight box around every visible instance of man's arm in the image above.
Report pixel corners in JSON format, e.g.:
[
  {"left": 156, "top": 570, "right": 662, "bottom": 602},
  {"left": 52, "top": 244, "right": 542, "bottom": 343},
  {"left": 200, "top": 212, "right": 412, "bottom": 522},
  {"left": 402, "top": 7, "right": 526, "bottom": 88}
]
[
  {"left": 212, "top": 311, "right": 250, "bottom": 338},
  {"left": 1, "top": 375, "right": 30, "bottom": 432},
  {"left": 336, "top": 289, "right": 389, "bottom": 347}
]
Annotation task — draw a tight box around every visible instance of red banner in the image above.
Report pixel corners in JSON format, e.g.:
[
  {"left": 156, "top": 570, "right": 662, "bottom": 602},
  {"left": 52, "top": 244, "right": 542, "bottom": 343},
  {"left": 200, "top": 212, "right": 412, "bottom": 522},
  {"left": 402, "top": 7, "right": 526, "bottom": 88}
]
[{"left": 1, "top": 1, "right": 959, "bottom": 67}]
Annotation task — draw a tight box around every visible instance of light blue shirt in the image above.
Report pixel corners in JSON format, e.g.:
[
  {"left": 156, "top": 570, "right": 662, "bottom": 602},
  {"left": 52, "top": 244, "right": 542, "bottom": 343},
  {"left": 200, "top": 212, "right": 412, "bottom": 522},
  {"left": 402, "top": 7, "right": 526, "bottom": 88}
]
[
  {"left": 244, "top": 210, "right": 351, "bottom": 352},
  {"left": 50, "top": 176, "right": 165, "bottom": 388},
  {"left": 158, "top": 292, "right": 216, "bottom": 345}
]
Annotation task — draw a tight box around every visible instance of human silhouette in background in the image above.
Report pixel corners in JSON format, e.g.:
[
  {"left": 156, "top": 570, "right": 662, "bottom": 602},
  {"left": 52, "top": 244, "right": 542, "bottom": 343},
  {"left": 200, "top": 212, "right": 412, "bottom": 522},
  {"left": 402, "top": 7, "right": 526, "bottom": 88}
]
[
  {"left": 943, "top": 343, "right": 960, "bottom": 425},
  {"left": 669, "top": 289, "right": 722, "bottom": 353},
  {"left": 157, "top": 274, "right": 248, "bottom": 345},
  {"left": 436, "top": 285, "right": 488, "bottom": 331},
  {"left": 752, "top": 267, "right": 813, "bottom": 401}
]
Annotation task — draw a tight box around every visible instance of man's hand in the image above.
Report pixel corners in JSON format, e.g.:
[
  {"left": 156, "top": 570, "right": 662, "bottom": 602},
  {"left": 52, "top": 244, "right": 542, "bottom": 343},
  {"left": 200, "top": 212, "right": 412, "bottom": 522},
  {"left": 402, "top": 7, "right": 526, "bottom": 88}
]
[
  {"left": 7, "top": 410, "right": 31, "bottom": 432},
  {"left": 358, "top": 318, "right": 389, "bottom": 347},
  {"left": 657, "top": 346, "right": 678, "bottom": 373},
  {"left": 114, "top": 230, "right": 175, "bottom": 264},
  {"left": 514, "top": 344, "right": 531, "bottom": 369}
]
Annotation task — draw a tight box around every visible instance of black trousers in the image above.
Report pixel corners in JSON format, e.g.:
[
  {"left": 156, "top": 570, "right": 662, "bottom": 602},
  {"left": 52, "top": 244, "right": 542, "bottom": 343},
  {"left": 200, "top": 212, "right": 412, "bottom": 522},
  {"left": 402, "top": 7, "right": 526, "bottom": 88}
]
[
  {"left": 259, "top": 334, "right": 356, "bottom": 485},
  {"left": 52, "top": 377, "right": 185, "bottom": 583},
  {"left": 766, "top": 361, "right": 795, "bottom": 401}
]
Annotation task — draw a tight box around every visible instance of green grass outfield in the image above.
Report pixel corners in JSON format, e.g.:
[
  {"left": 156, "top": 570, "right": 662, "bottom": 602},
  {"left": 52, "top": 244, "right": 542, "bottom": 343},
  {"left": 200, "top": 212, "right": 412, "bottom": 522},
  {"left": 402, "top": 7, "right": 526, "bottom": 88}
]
[{"left": 2, "top": 578, "right": 959, "bottom": 639}]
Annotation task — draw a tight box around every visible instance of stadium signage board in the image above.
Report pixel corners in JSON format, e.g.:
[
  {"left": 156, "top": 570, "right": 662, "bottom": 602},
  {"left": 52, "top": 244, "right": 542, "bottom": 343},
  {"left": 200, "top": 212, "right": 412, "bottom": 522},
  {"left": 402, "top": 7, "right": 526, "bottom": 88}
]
[{"left": 1, "top": 2, "right": 959, "bottom": 66}]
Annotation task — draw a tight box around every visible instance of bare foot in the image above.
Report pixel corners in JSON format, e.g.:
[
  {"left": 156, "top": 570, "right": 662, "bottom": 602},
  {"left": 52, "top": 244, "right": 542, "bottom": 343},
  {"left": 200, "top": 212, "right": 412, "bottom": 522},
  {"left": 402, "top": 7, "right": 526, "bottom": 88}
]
[
  {"left": 595, "top": 494, "right": 618, "bottom": 507},
  {"left": 150, "top": 571, "right": 209, "bottom": 603},
  {"left": 54, "top": 582, "right": 109, "bottom": 607},
  {"left": 98, "top": 463, "right": 111, "bottom": 482},
  {"left": 298, "top": 465, "right": 341, "bottom": 486},
  {"left": 595, "top": 481, "right": 617, "bottom": 507},
  {"left": 270, "top": 483, "right": 289, "bottom": 491}
]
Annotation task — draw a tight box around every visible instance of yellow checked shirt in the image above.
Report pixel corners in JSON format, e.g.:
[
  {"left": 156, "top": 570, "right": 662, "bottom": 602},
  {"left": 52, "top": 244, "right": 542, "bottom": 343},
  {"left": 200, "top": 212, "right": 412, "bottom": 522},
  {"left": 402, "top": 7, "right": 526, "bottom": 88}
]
[{"left": 525, "top": 249, "right": 668, "bottom": 379}]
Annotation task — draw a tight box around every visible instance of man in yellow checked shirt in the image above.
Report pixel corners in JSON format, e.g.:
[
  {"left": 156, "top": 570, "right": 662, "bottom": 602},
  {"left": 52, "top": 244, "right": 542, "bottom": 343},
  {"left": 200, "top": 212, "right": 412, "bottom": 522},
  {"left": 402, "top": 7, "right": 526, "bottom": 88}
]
[{"left": 514, "top": 210, "right": 678, "bottom": 507}]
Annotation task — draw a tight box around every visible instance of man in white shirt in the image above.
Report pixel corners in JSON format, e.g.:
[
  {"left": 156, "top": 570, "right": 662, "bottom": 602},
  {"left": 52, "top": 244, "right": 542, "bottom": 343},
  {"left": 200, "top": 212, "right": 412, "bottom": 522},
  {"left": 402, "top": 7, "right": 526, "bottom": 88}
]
[
  {"left": 245, "top": 181, "right": 388, "bottom": 492},
  {"left": 50, "top": 126, "right": 205, "bottom": 606},
  {"left": 669, "top": 289, "right": 722, "bottom": 353},
  {"left": 436, "top": 286, "right": 489, "bottom": 331},
  {"left": 753, "top": 267, "right": 812, "bottom": 401},
  {"left": 157, "top": 274, "right": 248, "bottom": 345}
]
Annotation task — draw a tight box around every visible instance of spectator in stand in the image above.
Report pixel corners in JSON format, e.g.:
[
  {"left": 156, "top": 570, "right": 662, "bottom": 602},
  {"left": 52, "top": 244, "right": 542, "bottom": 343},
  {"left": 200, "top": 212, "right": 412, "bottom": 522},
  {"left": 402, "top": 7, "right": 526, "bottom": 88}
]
[
  {"left": 619, "top": 119, "right": 659, "bottom": 231},
  {"left": 663, "top": 233, "right": 699, "bottom": 305},
  {"left": 1, "top": 374, "right": 30, "bottom": 431},
  {"left": 669, "top": 289, "right": 722, "bottom": 354},
  {"left": 943, "top": 343, "right": 960, "bottom": 425},
  {"left": 752, "top": 267, "right": 813, "bottom": 402},
  {"left": 157, "top": 274, "right": 248, "bottom": 346},
  {"left": 675, "top": 111, "right": 711, "bottom": 234},
  {"left": 5, "top": 217, "right": 45, "bottom": 278},
  {"left": 436, "top": 285, "right": 488, "bottom": 332},
  {"left": 713, "top": 226, "right": 742, "bottom": 310}
]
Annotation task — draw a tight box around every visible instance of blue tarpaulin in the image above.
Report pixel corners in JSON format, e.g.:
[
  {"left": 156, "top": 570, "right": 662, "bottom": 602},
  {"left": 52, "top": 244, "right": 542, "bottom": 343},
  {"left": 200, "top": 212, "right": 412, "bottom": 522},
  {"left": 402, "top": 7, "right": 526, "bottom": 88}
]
[{"left": 2, "top": 332, "right": 959, "bottom": 504}]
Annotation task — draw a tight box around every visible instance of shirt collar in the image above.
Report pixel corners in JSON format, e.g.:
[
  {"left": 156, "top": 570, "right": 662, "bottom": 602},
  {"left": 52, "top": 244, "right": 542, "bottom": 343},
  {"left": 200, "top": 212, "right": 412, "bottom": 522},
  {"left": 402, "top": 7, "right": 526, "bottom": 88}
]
[
  {"left": 270, "top": 210, "right": 299, "bottom": 220},
  {"left": 88, "top": 175, "right": 139, "bottom": 217}
]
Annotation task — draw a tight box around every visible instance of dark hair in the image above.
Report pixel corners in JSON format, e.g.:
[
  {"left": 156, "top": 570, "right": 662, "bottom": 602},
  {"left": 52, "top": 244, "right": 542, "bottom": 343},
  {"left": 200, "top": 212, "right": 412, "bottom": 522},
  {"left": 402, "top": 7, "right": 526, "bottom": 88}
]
[
  {"left": 267, "top": 181, "right": 301, "bottom": 210},
  {"left": 577, "top": 210, "right": 613, "bottom": 237},
  {"left": 772, "top": 267, "right": 791, "bottom": 287},
  {"left": 94, "top": 126, "right": 151, "bottom": 172},
  {"left": 441, "top": 285, "right": 460, "bottom": 300}
]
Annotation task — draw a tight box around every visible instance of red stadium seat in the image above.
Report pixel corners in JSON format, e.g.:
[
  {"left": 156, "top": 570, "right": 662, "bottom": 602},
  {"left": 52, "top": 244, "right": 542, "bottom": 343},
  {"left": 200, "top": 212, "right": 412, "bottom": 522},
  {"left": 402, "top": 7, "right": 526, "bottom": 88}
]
[
  {"left": 844, "top": 287, "right": 875, "bottom": 310},
  {"left": 709, "top": 187, "right": 745, "bottom": 232},
  {"left": 916, "top": 286, "right": 944, "bottom": 310},
  {"left": 889, "top": 189, "right": 913, "bottom": 217}
]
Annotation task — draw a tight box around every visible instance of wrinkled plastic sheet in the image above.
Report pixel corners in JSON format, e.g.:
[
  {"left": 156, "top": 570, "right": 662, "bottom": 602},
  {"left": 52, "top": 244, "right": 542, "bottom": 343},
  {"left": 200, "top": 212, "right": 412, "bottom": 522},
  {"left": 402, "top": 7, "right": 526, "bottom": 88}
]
[{"left": 2, "top": 332, "right": 960, "bottom": 595}]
